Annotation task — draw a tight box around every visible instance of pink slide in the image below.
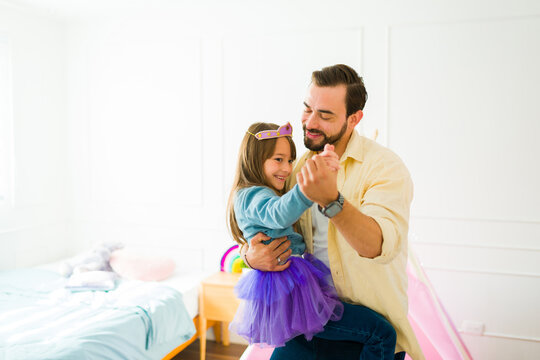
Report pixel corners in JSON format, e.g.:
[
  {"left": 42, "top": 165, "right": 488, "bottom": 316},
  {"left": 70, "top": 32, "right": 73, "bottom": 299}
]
[
  {"left": 240, "top": 247, "right": 473, "bottom": 360},
  {"left": 240, "top": 346, "right": 275, "bottom": 360},
  {"left": 405, "top": 248, "right": 473, "bottom": 360}
]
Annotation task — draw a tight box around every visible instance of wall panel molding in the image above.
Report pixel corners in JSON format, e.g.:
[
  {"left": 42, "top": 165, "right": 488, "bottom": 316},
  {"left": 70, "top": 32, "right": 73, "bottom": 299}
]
[
  {"left": 412, "top": 240, "right": 540, "bottom": 253},
  {"left": 414, "top": 215, "right": 540, "bottom": 225},
  {"left": 388, "top": 13, "right": 540, "bottom": 30},
  {"left": 425, "top": 265, "right": 540, "bottom": 279},
  {"left": 0, "top": 36, "right": 15, "bottom": 210},
  {"left": 387, "top": 16, "right": 540, "bottom": 222},
  {"left": 0, "top": 221, "right": 64, "bottom": 235},
  {"left": 478, "top": 331, "right": 540, "bottom": 343},
  {"left": 86, "top": 35, "right": 205, "bottom": 210},
  {"left": 221, "top": 27, "right": 364, "bottom": 196}
]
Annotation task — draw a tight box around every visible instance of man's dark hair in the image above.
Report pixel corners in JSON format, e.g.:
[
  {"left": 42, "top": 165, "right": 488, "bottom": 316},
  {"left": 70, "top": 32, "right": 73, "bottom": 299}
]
[{"left": 311, "top": 64, "right": 368, "bottom": 117}]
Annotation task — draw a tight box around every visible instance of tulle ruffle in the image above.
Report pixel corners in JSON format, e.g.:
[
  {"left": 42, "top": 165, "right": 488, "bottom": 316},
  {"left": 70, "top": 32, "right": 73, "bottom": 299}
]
[{"left": 229, "top": 253, "right": 343, "bottom": 347}]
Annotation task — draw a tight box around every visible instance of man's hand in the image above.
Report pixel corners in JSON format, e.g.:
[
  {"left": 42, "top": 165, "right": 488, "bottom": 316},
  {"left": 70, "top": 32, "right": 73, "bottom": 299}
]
[
  {"left": 244, "top": 234, "right": 292, "bottom": 271},
  {"left": 297, "top": 145, "right": 339, "bottom": 207}
]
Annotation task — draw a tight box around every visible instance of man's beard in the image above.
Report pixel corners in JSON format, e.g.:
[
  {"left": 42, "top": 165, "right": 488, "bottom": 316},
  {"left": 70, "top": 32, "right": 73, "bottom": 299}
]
[{"left": 303, "top": 121, "right": 348, "bottom": 152}]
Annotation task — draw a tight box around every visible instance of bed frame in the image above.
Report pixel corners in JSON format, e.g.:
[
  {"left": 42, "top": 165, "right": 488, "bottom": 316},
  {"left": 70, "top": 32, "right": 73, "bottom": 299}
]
[{"left": 162, "top": 316, "right": 200, "bottom": 359}]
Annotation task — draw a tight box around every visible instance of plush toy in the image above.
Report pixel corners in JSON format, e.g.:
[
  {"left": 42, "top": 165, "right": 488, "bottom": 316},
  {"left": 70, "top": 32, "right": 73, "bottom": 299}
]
[{"left": 59, "top": 242, "right": 124, "bottom": 278}]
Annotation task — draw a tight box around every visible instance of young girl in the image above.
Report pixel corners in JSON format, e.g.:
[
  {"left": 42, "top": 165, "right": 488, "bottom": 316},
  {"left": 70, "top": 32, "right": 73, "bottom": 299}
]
[{"left": 226, "top": 122, "right": 343, "bottom": 347}]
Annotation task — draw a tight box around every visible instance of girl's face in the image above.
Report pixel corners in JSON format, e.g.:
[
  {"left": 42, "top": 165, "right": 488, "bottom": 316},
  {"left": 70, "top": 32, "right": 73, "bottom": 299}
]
[{"left": 263, "top": 137, "right": 294, "bottom": 191}]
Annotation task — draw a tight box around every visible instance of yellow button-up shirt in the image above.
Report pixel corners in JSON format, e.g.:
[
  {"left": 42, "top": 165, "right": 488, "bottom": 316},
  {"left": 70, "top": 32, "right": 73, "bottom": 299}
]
[{"left": 289, "top": 130, "right": 425, "bottom": 360}]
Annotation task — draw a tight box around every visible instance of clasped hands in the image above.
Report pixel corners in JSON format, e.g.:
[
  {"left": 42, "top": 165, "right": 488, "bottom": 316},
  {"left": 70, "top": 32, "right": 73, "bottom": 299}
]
[
  {"left": 243, "top": 144, "right": 340, "bottom": 271},
  {"left": 297, "top": 143, "right": 340, "bottom": 208}
]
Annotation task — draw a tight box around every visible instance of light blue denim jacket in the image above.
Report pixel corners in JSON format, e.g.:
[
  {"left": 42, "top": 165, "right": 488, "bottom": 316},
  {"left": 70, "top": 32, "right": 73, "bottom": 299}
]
[{"left": 234, "top": 184, "right": 313, "bottom": 255}]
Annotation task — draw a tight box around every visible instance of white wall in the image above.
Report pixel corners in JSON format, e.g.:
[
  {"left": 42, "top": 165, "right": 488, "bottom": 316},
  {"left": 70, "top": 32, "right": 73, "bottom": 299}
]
[
  {"left": 390, "top": 17, "right": 540, "bottom": 358},
  {"left": 1, "top": 0, "right": 540, "bottom": 358},
  {"left": 0, "top": 1, "right": 69, "bottom": 269}
]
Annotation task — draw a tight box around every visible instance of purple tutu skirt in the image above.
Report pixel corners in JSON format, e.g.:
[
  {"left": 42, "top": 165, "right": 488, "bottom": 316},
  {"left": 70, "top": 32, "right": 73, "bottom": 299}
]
[{"left": 229, "top": 253, "right": 344, "bottom": 347}]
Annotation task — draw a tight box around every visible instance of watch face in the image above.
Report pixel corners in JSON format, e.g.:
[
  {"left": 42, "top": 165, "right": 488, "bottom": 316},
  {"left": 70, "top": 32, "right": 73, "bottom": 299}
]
[
  {"left": 320, "top": 192, "right": 344, "bottom": 218},
  {"left": 324, "top": 202, "right": 342, "bottom": 218}
]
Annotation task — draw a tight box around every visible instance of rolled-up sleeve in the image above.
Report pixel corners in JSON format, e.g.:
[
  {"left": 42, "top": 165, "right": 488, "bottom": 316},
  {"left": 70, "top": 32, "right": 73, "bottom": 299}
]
[{"left": 358, "top": 161, "right": 413, "bottom": 264}]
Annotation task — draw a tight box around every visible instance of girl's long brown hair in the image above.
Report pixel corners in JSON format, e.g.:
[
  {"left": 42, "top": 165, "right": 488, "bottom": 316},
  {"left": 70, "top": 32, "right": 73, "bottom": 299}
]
[{"left": 226, "top": 122, "right": 296, "bottom": 245}]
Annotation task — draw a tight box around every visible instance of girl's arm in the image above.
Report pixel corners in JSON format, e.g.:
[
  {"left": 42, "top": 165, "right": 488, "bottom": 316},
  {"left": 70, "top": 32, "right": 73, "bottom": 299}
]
[
  {"left": 237, "top": 185, "right": 312, "bottom": 230},
  {"left": 236, "top": 144, "right": 339, "bottom": 230}
]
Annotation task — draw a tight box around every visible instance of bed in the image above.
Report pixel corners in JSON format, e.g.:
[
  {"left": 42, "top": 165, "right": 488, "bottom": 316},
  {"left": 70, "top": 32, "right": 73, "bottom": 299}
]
[{"left": 0, "top": 264, "right": 207, "bottom": 360}]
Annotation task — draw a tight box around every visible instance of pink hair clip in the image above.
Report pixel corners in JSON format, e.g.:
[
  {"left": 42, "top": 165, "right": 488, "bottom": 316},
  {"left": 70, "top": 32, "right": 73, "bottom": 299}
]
[{"left": 249, "top": 122, "right": 293, "bottom": 140}]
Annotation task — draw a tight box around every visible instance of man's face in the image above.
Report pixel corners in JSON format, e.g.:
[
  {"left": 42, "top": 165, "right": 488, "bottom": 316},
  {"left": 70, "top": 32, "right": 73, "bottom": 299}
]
[{"left": 302, "top": 84, "right": 349, "bottom": 152}]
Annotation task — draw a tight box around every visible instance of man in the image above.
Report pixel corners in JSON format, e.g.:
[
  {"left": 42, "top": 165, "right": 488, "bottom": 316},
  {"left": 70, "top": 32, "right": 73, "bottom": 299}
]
[{"left": 241, "top": 64, "right": 424, "bottom": 359}]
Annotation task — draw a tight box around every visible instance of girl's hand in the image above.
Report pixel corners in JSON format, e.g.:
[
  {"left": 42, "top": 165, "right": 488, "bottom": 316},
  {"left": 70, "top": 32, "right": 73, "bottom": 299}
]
[{"left": 314, "top": 144, "right": 340, "bottom": 171}]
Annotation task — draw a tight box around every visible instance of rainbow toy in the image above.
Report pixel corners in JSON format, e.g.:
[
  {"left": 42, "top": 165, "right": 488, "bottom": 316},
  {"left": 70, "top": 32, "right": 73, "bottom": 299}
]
[{"left": 220, "top": 244, "right": 247, "bottom": 273}]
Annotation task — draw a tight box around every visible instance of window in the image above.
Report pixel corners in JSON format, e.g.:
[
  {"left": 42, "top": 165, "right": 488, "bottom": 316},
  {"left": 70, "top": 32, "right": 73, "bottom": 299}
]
[{"left": 0, "top": 37, "right": 13, "bottom": 207}]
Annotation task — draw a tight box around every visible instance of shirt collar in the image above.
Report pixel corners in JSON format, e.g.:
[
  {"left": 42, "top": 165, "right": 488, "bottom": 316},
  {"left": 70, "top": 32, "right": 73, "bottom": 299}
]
[{"left": 340, "top": 130, "right": 364, "bottom": 163}]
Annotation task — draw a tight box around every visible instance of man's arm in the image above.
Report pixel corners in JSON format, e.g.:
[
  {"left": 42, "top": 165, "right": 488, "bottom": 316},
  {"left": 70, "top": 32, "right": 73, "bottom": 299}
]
[
  {"left": 326, "top": 200, "right": 382, "bottom": 258},
  {"left": 297, "top": 155, "right": 383, "bottom": 258}
]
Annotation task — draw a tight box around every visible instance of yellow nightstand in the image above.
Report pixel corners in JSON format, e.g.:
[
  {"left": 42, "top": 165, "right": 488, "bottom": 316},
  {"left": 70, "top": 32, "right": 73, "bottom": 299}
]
[{"left": 199, "top": 271, "right": 242, "bottom": 360}]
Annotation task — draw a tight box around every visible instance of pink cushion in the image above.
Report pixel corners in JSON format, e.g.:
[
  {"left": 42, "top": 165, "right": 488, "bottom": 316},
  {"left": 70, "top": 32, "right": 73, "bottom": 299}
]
[{"left": 110, "top": 249, "right": 175, "bottom": 281}]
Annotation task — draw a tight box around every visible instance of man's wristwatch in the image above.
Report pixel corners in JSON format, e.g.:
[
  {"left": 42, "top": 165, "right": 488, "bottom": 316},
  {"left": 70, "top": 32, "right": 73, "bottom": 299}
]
[{"left": 318, "top": 192, "right": 345, "bottom": 218}]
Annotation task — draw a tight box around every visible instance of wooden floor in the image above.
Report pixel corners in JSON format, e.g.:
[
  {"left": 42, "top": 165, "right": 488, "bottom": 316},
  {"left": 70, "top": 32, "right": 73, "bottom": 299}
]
[{"left": 171, "top": 339, "right": 248, "bottom": 360}]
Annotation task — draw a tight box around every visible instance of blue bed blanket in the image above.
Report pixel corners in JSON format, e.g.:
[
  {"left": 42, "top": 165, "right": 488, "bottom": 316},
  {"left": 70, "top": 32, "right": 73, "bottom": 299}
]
[{"left": 0, "top": 269, "right": 196, "bottom": 360}]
